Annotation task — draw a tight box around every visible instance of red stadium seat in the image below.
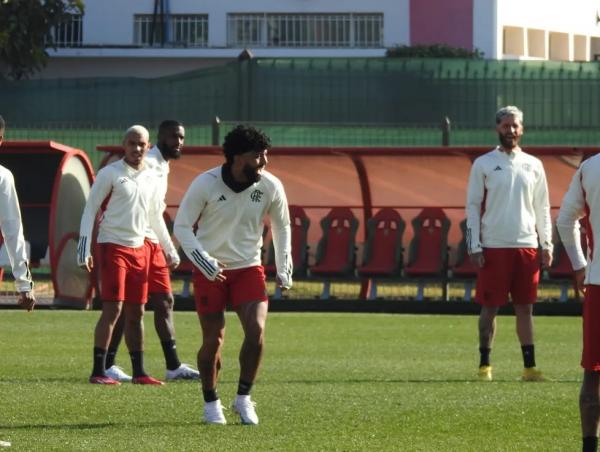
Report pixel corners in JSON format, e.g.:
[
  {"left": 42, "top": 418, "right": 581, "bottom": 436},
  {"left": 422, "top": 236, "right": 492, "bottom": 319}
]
[
  {"left": 264, "top": 205, "right": 310, "bottom": 278},
  {"left": 357, "top": 208, "right": 405, "bottom": 298},
  {"left": 404, "top": 208, "right": 451, "bottom": 300},
  {"left": 310, "top": 207, "right": 359, "bottom": 297},
  {"left": 358, "top": 208, "right": 405, "bottom": 277},
  {"left": 546, "top": 220, "right": 587, "bottom": 301},
  {"left": 451, "top": 219, "right": 478, "bottom": 301}
]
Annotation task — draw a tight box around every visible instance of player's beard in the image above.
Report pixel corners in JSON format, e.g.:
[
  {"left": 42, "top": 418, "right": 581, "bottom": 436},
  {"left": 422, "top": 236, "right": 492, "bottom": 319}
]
[
  {"left": 498, "top": 133, "right": 520, "bottom": 150},
  {"left": 243, "top": 163, "right": 263, "bottom": 183},
  {"left": 162, "top": 145, "right": 181, "bottom": 160}
]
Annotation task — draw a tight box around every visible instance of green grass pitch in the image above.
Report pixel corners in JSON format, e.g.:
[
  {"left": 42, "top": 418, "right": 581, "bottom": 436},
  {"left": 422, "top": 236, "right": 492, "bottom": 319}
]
[{"left": 0, "top": 311, "right": 583, "bottom": 450}]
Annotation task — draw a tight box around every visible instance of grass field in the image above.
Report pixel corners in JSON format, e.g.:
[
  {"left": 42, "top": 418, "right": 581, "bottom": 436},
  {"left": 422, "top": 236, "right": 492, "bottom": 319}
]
[{"left": 0, "top": 311, "right": 583, "bottom": 451}]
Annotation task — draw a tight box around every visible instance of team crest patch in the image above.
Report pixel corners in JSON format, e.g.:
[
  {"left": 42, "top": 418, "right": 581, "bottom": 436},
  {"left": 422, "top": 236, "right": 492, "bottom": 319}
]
[
  {"left": 250, "top": 189, "right": 264, "bottom": 202},
  {"left": 522, "top": 163, "right": 531, "bottom": 171}
]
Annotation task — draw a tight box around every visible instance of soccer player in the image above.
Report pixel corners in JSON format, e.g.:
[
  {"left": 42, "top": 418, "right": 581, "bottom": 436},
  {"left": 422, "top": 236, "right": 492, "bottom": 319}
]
[
  {"left": 557, "top": 153, "right": 600, "bottom": 452},
  {"left": 0, "top": 116, "right": 35, "bottom": 311},
  {"left": 174, "top": 124, "right": 292, "bottom": 425},
  {"left": 0, "top": 116, "right": 35, "bottom": 449},
  {"left": 104, "top": 120, "right": 199, "bottom": 382},
  {"left": 78, "top": 125, "right": 179, "bottom": 385},
  {"left": 466, "top": 106, "right": 553, "bottom": 382}
]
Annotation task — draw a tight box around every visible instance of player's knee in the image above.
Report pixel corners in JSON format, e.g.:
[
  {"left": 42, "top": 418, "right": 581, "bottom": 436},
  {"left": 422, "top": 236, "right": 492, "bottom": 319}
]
[
  {"left": 581, "top": 391, "right": 600, "bottom": 411},
  {"left": 150, "top": 293, "right": 173, "bottom": 313},
  {"left": 580, "top": 376, "right": 600, "bottom": 415},
  {"left": 202, "top": 334, "right": 224, "bottom": 353},
  {"left": 245, "top": 324, "right": 265, "bottom": 345},
  {"left": 124, "top": 306, "right": 144, "bottom": 323}
]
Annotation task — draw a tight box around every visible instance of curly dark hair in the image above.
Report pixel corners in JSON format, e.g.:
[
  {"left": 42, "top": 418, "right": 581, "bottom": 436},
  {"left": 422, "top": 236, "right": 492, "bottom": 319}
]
[{"left": 223, "top": 125, "right": 271, "bottom": 163}]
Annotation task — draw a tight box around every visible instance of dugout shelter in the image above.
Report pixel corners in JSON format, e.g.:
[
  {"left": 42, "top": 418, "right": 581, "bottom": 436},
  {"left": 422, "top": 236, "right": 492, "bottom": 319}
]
[
  {"left": 0, "top": 141, "right": 95, "bottom": 306},
  {"left": 97, "top": 144, "right": 595, "bottom": 300}
]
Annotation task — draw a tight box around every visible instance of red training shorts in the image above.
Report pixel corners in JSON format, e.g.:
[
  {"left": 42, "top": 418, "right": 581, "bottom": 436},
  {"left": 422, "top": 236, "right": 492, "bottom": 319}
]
[
  {"left": 99, "top": 242, "right": 150, "bottom": 304},
  {"left": 582, "top": 285, "right": 600, "bottom": 371},
  {"left": 475, "top": 247, "right": 540, "bottom": 307},
  {"left": 145, "top": 239, "right": 172, "bottom": 295},
  {"left": 192, "top": 265, "right": 268, "bottom": 315}
]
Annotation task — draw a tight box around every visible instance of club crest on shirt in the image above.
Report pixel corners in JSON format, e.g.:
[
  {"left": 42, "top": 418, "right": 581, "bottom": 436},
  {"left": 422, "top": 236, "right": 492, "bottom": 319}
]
[
  {"left": 522, "top": 163, "right": 532, "bottom": 171},
  {"left": 250, "top": 189, "right": 263, "bottom": 203},
  {"left": 118, "top": 177, "right": 128, "bottom": 184}
]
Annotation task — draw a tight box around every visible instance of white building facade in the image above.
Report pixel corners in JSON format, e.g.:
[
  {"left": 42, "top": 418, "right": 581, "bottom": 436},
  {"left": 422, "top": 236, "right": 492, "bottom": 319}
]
[{"left": 39, "top": 0, "right": 600, "bottom": 78}]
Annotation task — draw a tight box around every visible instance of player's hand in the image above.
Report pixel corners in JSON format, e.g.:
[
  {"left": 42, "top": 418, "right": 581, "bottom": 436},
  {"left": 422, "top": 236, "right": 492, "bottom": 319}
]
[
  {"left": 574, "top": 267, "right": 586, "bottom": 297},
  {"left": 197, "top": 250, "right": 226, "bottom": 282},
  {"left": 81, "top": 256, "right": 93, "bottom": 272},
  {"left": 166, "top": 254, "right": 180, "bottom": 270},
  {"left": 214, "top": 261, "right": 227, "bottom": 282},
  {"left": 541, "top": 249, "right": 553, "bottom": 269},
  {"left": 17, "top": 291, "right": 36, "bottom": 312},
  {"left": 276, "top": 274, "right": 292, "bottom": 292},
  {"left": 470, "top": 252, "right": 485, "bottom": 269}
]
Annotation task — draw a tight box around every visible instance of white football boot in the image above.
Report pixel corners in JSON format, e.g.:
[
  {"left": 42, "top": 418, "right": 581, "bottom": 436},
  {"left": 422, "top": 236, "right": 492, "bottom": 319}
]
[
  {"left": 203, "top": 400, "right": 227, "bottom": 425},
  {"left": 105, "top": 365, "right": 132, "bottom": 382},
  {"left": 232, "top": 395, "right": 259, "bottom": 425},
  {"left": 165, "top": 363, "right": 200, "bottom": 381}
]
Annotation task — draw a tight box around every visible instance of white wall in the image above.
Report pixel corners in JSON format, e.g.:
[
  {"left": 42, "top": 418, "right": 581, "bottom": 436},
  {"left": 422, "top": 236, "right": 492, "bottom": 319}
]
[
  {"left": 474, "top": 0, "right": 600, "bottom": 59},
  {"left": 473, "top": 0, "right": 498, "bottom": 58},
  {"left": 79, "top": 0, "right": 406, "bottom": 48},
  {"left": 83, "top": 0, "right": 154, "bottom": 45},
  {"left": 496, "top": 0, "right": 600, "bottom": 35}
]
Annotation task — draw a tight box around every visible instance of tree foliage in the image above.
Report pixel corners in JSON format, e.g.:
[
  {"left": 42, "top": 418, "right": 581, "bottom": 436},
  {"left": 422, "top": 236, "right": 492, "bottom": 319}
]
[
  {"left": 386, "top": 44, "right": 483, "bottom": 59},
  {"left": 0, "top": 0, "right": 84, "bottom": 79}
]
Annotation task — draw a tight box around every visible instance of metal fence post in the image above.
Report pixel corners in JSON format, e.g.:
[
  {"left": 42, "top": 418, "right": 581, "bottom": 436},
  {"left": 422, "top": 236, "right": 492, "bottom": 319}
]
[
  {"left": 441, "top": 116, "right": 451, "bottom": 146},
  {"left": 212, "top": 116, "right": 221, "bottom": 145}
]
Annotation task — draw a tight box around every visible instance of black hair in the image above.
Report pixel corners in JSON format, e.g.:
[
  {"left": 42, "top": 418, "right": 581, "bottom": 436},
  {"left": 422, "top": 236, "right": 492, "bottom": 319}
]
[
  {"left": 158, "top": 119, "right": 183, "bottom": 135},
  {"left": 222, "top": 125, "right": 271, "bottom": 164},
  {"left": 0, "top": 115, "right": 5, "bottom": 130}
]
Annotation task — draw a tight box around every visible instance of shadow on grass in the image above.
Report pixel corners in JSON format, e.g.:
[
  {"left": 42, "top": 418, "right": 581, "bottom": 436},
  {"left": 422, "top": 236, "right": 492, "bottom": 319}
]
[
  {"left": 0, "top": 378, "right": 99, "bottom": 384},
  {"left": 268, "top": 378, "right": 581, "bottom": 384},
  {"left": 0, "top": 422, "right": 119, "bottom": 431},
  {"left": 0, "top": 419, "right": 198, "bottom": 431}
]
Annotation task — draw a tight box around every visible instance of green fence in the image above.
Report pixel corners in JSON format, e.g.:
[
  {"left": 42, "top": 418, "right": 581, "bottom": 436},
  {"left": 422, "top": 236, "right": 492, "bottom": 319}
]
[
  {"left": 3, "top": 58, "right": 600, "bottom": 128},
  {"left": 6, "top": 122, "right": 600, "bottom": 170},
  {"left": 3, "top": 57, "right": 600, "bottom": 167}
]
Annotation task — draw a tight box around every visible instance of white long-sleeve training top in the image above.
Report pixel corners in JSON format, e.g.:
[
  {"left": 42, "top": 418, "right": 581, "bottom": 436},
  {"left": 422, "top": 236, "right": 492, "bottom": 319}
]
[
  {"left": 174, "top": 166, "right": 293, "bottom": 288},
  {"left": 77, "top": 159, "right": 178, "bottom": 266},
  {"left": 144, "top": 145, "right": 169, "bottom": 243},
  {"left": 0, "top": 165, "right": 33, "bottom": 293},
  {"left": 466, "top": 147, "right": 553, "bottom": 254},
  {"left": 557, "top": 153, "right": 600, "bottom": 284}
]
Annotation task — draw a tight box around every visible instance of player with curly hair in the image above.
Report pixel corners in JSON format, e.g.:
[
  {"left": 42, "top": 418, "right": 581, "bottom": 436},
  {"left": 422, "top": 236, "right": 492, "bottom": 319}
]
[{"left": 174, "top": 124, "right": 292, "bottom": 425}]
